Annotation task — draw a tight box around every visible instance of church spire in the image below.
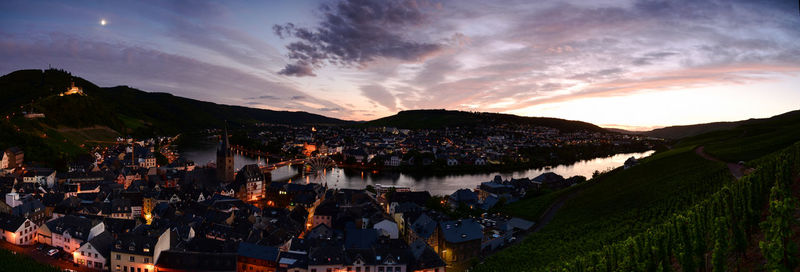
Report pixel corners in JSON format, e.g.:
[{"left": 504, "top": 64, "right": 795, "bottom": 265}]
[{"left": 223, "top": 120, "right": 229, "bottom": 149}]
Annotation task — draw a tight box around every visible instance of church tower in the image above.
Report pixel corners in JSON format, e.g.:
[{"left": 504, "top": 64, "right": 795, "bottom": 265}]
[{"left": 217, "top": 122, "right": 235, "bottom": 183}]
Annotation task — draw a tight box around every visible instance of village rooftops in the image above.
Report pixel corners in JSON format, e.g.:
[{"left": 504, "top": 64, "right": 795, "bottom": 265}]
[
  {"left": 440, "top": 218, "right": 483, "bottom": 243},
  {"left": 0, "top": 212, "right": 26, "bottom": 231},
  {"left": 237, "top": 242, "right": 280, "bottom": 262}
]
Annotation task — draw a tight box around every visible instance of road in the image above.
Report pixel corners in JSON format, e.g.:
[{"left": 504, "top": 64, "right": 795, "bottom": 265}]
[
  {"left": 694, "top": 146, "right": 747, "bottom": 179},
  {"left": 0, "top": 240, "right": 98, "bottom": 272}
]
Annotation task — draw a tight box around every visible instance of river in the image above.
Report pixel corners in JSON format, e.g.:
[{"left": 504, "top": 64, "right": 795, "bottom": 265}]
[{"left": 181, "top": 144, "right": 654, "bottom": 195}]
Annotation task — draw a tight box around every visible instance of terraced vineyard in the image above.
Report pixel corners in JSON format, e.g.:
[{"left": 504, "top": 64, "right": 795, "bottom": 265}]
[{"left": 477, "top": 114, "right": 800, "bottom": 271}]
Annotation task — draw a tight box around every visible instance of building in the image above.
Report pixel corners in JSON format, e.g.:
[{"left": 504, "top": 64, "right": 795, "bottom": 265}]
[
  {"left": 22, "top": 168, "right": 57, "bottom": 188},
  {"left": 236, "top": 242, "right": 279, "bottom": 272},
  {"left": 436, "top": 219, "right": 482, "bottom": 266},
  {"left": 40, "top": 215, "right": 105, "bottom": 253},
  {"left": 74, "top": 231, "right": 114, "bottom": 270},
  {"left": 217, "top": 125, "right": 235, "bottom": 183},
  {"left": 0, "top": 213, "right": 38, "bottom": 245},
  {"left": 2, "top": 147, "right": 24, "bottom": 169},
  {"left": 59, "top": 81, "right": 85, "bottom": 96},
  {"left": 235, "top": 164, "right": 265, "bottom": 202},
  {"left": 110, "top": 227, "right": 171, "bottom": 272},
  {"left": 408, "top": 240, "right": 446, "bottom": 272},
  {"left": 155, "top": 250, "right": 237, "bottom": 272}
]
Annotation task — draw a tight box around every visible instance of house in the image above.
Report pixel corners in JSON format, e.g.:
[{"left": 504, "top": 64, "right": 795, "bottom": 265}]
[
  {"left": 437, "top": 219, "right": 482, "bottom": 266},
  {"left": 384, "top": 156, "right": 402, "bottom": 167},
  {"left": 384, "top": 191, "right": 430, "bottom": 214},
  {"left": 446, "top": 158, "right": 459, "bottom": 166},
  {"left": 276, "top": 251, "right": 307, "bottom": 272},
  {"left": 22, "top": 168, "right": 57, "bottom": 188},
  {"left": 2, "top": 147, "right": 24, "bottom": 169},
  {"left": 155, "top": 250, "right": 237, "bottom": 272},
  {"left": 40, "top": 215, "right": 105, "bottom": 253},
  {"left": 532, "top": 172, "right": 569, "bottom": 190},
  {"left": 236, "top": 242, "right": 279, "bottom": 272},
  {"left": 0, "top": 213, "right": 38, "bottom": 245},
  {"left": 235, "top": 164, "right": 265, "bottom": 202},
  {"left": 73, "top": 231, "right": 114, "bottom": 270},
  {"left": 624, "top": 156, "right": 639, "bottom": 169},
  {"left": 311, "top": 201, "right": 337, "bottom": 228},
  {"left": 405, "top": 213, "right": 438, "bottom": 252},
  {"left": 448, "top": 189, "right": 478, "bottom": 209},
  {"left": 110, "top": 227, "right": 171, "bottom": 272},
  {"left": 11, "top": 197, "right": 48, "bottom": 225},
  {"left": 408, "top": 240, "right": 446, "bottom": 272}
]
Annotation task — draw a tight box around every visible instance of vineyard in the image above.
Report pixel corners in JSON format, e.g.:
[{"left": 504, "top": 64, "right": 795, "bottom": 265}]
[{"left": 476, "top": 141, "right": 800, "bottom": 271}]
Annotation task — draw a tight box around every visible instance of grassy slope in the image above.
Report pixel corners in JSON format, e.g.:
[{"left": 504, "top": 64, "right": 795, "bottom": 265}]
[
  {"left": 502, "top": 185, "right": 583, "bottom": 221},
  {"left": 0, "top": 249, "right": 60, "bottom": 272},
  {"left": 477, "top": 147, "right": 730, "bottom": 270},
  {"left": 675, "top": 109, "right": 800, "bottom": 162}
]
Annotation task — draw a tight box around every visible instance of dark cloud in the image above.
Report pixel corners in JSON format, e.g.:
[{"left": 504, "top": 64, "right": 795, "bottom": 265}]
[
  {"left": 245, "top": 95, "right": 280, "bottom": 100},
  {"left": 274, "top": 0, "right": 444, "bottom": 76},
  {"left": 278, "top": 63, "right": 315, "bottom": 77},
  {"left": 290, "top": 95, "right": 306, "bottom": 100},
  {"left": 318, "top": 107, "right": 342, "bottom": 112},
  {"left": 633, "top": 51, "right": 678, "bottom": 66}
]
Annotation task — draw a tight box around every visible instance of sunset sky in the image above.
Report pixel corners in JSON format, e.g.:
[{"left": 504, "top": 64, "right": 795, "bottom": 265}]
[{"left": 1, "top": 0, "right": 799, "bottom": 130}]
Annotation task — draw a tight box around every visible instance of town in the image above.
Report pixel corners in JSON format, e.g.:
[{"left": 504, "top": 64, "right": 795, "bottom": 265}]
[
  {"left": 225, "top": 122, "right": 658, "bottom": 172},
  {"left": 0, "top": 123, "right": 644, "bottom": 272}
]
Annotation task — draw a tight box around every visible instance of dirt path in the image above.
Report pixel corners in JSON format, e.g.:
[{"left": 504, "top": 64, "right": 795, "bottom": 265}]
[
  {"left": 532, "top": 189, "right": 581, "bottom": 232},
  {"left": 695, "top": 146, "right": 745, "bottom": 179}
]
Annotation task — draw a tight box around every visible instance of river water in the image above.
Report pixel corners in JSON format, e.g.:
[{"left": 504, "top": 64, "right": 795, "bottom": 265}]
[{"left": 182, "top": 145, "right": 653, "bottom": 195}]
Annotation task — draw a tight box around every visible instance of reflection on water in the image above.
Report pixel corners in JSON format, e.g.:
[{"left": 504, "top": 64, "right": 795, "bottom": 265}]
[
  {"left": 274, "top": 150, "right": 655, "bottom": 195},
  {"left": 181, "top": 143, "right": 652, "bottom": 195}
]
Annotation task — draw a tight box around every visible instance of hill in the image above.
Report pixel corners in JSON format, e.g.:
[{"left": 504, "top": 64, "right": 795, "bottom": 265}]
[
  {"left": 0, "top": 69, "right": 350, "bottom": 135},
  {"left": 640, "top": 121, "right": 745, "bottom": 139},
  {"left": 639, "top": 110, "right": 800, "bottom": 139},
  {"left": 0, "top": 68, "right": 349, "bottom": 166},
  {"left": 364, "top": 109, "right": 606, "bottom": 132},
  {"left": 476, "top": 108, "right": 800, "bottom": 271}
]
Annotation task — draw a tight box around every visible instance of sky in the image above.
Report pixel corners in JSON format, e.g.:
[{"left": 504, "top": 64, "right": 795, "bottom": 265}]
[{"left": 1, "top": 0, "right": 799, "bottom": 130}]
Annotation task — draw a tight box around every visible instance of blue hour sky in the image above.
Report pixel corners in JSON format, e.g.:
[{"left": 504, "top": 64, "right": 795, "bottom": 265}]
[{"left": 1, "top": 0, "right": 799, "bottom": 129}]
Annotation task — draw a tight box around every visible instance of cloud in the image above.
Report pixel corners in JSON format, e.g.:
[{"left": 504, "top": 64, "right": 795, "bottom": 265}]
[
  {"left": 274, "top": 0, "right": 444, "bottom": 76},
  {"left": 360, "top": 84, "right": 397, "bottom": 111},
  {"left": 245, "top": 95, "right": 280, "bottom": 100},
  {"left": 278, "top": 63, "right": 315, "bottom": 77}
]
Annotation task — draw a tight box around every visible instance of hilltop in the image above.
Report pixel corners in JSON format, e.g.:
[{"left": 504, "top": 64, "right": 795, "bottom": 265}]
[
  {"left": 635, "top": 110, "right": 800, "bottom": 139},
  {"left": 0, "top": 69, "right": 350, "bottom": 135},
  {"left": 364, "top": 109, "right": 607, "bottom": 132}
]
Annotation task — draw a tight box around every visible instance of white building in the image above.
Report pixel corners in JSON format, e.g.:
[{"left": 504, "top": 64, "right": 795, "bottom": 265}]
[
  {"left": 0, "top": 213, "right": 38, "bottom": 245},
  {"left": 74, "top": 231, "right": 114, "bottom": 270}
]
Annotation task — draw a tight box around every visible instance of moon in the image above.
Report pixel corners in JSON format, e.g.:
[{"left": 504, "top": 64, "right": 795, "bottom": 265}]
[{"left": 100, "top": 19, "right": 107, "bottom": 26}]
